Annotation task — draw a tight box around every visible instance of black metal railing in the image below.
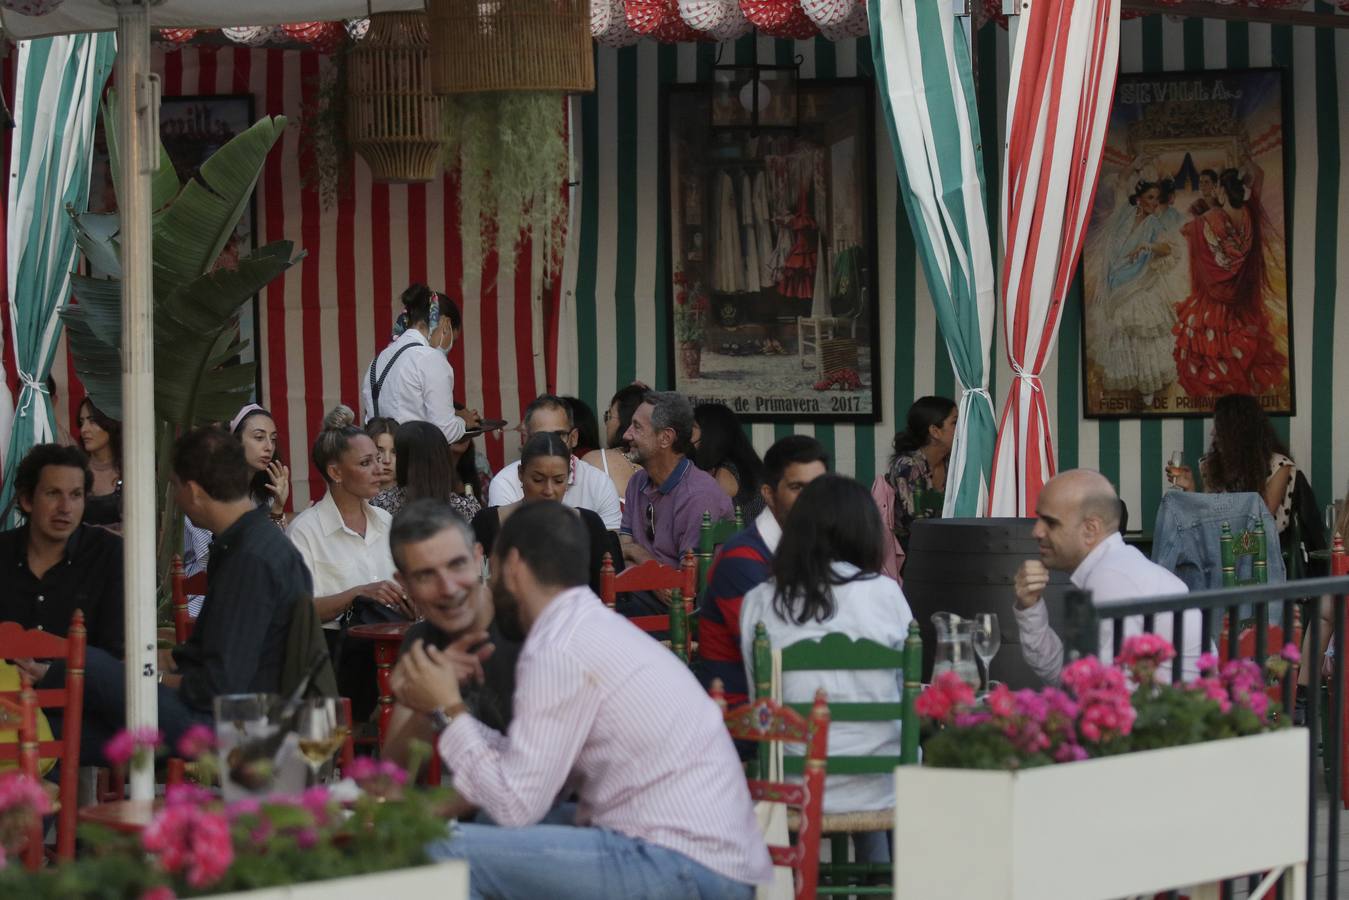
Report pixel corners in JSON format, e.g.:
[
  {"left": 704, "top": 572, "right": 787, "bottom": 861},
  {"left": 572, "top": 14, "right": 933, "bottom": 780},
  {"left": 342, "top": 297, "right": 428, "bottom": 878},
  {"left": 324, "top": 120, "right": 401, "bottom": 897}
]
[{"left": 1063, "top": 575, "right": 1349, "bottom": 900}]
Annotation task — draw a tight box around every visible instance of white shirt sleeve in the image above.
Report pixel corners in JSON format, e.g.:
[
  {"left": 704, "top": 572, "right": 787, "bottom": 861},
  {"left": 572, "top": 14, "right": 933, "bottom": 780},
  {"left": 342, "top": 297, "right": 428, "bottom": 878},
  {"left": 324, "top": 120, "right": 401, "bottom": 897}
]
[
  {"left": 418, "top": 350, "right": 466, "bottom": 444},
  {"left": 1014, "top": 600, "right": 1065, "bottom": 685},
  {"left": 585, "top": 468, "right": 622, "bottom": 530},
  {"left": 488, "top": 463, "right": 523, "bottom": 507}
]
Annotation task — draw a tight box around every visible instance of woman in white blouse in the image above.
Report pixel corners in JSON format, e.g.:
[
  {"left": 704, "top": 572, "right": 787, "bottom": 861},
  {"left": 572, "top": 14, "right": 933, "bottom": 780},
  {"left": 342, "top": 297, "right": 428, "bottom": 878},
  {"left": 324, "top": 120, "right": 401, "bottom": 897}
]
[{"left": 739, "top": 474, "right": 914, "bottom": 865}]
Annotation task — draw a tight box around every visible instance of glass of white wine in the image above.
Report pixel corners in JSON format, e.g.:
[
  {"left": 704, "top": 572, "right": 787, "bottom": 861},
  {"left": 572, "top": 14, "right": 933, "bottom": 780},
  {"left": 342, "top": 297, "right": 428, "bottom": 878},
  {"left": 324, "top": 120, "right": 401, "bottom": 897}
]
[
  {"left": 296, "top": 698, "right": 349, "bottom": 785},
  {"left": 973, "top": 613, "right": 1001, "bottom": 694},
  {"left": 1166, "top": 450, "right": 1185, "bottom": 487}
]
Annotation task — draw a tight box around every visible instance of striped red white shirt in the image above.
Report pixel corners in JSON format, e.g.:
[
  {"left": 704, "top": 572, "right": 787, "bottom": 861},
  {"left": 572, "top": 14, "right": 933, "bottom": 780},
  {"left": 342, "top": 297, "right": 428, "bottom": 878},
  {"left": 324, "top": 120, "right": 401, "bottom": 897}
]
[{"left": 437, "top": 585, "right": 774, "bottom": 886}]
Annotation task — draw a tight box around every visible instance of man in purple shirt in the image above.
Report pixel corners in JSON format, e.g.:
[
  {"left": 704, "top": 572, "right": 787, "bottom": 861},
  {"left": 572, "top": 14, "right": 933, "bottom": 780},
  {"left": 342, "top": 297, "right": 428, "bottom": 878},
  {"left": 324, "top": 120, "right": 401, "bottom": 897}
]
[{"left": 619, "top": 391, "right": 733, "bottom": 568}]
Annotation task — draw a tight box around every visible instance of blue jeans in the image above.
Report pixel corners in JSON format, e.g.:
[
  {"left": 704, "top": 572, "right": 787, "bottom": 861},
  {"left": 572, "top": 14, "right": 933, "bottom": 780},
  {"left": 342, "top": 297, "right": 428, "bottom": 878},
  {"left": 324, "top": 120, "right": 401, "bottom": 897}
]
[{"left": 426, "top": 821, "right": 756, "bottom": 900}]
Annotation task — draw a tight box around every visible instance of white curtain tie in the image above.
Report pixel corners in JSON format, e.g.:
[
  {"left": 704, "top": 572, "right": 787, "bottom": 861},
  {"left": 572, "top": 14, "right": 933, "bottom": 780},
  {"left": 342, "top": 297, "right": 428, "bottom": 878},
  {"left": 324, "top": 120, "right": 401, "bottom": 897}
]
[
  {"left": 16, "top": 371, "right": 48, "bottom": 417},
  {"left": 1010, "top": 363, "right": 1042, "bottom": 393},
  {"left": 961, "top": 386, "right": 992, "bottom": 401}
]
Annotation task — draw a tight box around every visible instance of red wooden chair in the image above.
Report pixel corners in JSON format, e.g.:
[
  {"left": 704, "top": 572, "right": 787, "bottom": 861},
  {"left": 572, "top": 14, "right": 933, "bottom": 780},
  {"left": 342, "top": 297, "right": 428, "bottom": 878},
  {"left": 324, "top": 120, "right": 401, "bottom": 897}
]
[
  {"left": 711, "top": 679, "right": 829, "bottom": 900},
  {"left": 0, "top": 613, "right": 86, "bottom": 867},
  {"left": 598, "top": 551, "right": 697, "bottom": 661},
  {"left": 172, "top": 553, "right": 208, "bottom": 644}
]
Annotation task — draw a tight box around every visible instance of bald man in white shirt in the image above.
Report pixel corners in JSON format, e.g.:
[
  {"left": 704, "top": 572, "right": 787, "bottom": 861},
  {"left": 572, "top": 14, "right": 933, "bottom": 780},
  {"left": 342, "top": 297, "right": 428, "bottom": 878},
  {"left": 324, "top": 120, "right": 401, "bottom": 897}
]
[{"left": 1014, "top": 469, "right": 1203, "bottom": 685}]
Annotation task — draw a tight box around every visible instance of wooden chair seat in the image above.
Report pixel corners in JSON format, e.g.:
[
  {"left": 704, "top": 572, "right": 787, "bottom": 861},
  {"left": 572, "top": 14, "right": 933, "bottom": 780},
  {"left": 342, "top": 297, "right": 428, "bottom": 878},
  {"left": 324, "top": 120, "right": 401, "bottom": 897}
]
[{"left": 789, "top": 807, "right": 894, "bottom": 834}]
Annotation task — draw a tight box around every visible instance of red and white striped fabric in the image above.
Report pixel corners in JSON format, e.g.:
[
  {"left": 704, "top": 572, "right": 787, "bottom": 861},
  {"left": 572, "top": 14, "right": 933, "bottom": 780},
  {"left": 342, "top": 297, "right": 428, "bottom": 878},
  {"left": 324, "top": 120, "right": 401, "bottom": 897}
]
[
  {"left": 42, "top": 47, "right": 563, "bottom": 510},
  {"left": 988, "top": 0, "right": 1120, "bottom": 517}
]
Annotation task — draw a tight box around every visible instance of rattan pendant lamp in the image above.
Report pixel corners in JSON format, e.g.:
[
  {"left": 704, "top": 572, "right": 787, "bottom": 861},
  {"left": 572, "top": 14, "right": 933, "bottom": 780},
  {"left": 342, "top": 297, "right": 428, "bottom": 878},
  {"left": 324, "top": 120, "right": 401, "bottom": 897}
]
[
  {"left": 427, "top": 0, "right": 594, "bottom": 94},
  {"left": 346, "top": 12, "right": 446, "bottom": 183}
]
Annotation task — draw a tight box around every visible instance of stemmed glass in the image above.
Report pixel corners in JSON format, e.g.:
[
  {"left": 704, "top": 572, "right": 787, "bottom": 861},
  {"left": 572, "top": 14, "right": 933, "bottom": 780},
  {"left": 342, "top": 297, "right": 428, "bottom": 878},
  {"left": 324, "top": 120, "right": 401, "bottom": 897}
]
[
  {"left": 295, "top": 698, "right": 349, "bottom": 785},
  {"left": 973, "top": 613, "right": 1002, "bottom": 694},
  {"left": 1166, "top": 450, "right": 1185, "bottom": 487}
]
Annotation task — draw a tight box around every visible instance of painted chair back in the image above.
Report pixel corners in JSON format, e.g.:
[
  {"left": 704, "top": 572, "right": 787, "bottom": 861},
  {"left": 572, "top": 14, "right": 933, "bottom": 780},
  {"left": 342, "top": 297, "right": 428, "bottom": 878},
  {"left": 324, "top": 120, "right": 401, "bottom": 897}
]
[
  {"left": 0, "top": 613, "right": 86, "bottom": 867},
  {"left": 712, "top": 680, "right": 829, "bottom": 900},
  {"left": 171, "top": 553, "right": 208, "bottom": 643},
  {"left": 1221, "top": 520, "right": 1268, "bottom": 587},
  {"left": 697, "top": 507, "right": 745, "bottom": 592},
  {"left": 599, "top": 552, "right": 697, "bottom": 662}
]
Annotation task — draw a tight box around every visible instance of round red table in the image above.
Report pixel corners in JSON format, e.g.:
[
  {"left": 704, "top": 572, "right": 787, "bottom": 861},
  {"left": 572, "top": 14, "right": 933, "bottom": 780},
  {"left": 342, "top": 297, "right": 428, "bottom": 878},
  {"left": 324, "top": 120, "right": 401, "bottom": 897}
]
[
  {"left": 346, "top": 621, "right": 413, "bottom": 744},
  {"left": 78, "top": 798, "right": 160, "bottom": 833}
]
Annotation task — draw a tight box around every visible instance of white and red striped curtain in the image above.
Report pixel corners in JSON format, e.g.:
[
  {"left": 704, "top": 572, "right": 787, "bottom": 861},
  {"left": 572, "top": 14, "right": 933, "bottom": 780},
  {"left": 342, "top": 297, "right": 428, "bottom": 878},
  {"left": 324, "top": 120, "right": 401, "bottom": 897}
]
[{"left": 988, "top": 0, "right": 1120, "bottom": 516}]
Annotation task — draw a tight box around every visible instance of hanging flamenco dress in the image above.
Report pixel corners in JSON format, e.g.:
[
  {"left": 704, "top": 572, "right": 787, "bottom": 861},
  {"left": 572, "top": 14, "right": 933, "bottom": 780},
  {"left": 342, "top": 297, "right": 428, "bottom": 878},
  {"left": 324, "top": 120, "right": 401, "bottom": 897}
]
[
  {"left": 777, "top": 187, "right": 819, "bottom": 310},
  {"left": 1172, "top": 188, "right": 1286, "bottom": 398}
]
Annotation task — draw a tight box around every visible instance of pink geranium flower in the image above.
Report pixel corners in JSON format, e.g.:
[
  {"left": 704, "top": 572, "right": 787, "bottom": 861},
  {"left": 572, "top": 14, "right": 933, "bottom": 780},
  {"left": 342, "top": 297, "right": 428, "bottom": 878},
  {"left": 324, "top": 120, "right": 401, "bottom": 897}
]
[
  {"left": 915, "top": 671, "right": 977, "bottom": 723},
  {"left": 1281, "top": 643, "right": 1301, "bottom": 664},
  {"left": 0, "top": 771, "right": 53, "bottom": 817},
  {"left": 104, "top": 727, "right": 163, "bottom": 768},
  {"left": 176, "top": 724, "right": 217, "bottom": 760},
  {"left": 142, "top": 804, "right": 234, "bottom": 889}
]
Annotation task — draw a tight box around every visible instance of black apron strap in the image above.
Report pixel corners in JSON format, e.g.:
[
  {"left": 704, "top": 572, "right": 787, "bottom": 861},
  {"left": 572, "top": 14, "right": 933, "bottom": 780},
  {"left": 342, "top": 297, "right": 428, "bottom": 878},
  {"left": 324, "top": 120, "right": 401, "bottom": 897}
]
[{"left": 369, "top": 343, "right": 418, "bottom": 418}]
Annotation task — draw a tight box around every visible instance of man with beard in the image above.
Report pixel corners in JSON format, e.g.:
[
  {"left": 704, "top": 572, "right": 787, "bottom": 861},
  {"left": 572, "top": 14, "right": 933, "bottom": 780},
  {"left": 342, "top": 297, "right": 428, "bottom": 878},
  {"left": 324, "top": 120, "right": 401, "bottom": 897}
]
[
  {"left": 393, "top": 501, "right": 772, "bottom": 899},
  {"left": 381, "top": 499, "right": 520, "bottom": 776}
]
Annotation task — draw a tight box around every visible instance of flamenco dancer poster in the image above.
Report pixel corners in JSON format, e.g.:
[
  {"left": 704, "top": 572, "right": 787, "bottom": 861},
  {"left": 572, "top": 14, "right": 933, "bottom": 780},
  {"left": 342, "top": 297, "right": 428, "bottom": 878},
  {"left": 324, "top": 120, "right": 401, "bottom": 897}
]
[{"left": 1081, "top": 69, "right": 1293, "bottom": 418}]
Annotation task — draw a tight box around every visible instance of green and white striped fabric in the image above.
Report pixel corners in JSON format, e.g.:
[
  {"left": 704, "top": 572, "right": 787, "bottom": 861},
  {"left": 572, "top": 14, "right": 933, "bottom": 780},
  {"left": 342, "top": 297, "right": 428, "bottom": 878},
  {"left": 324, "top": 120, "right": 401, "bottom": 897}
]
[
  {"left": 0, "top": 33, "right": 116, "bottom": 523},
  {"left": 564, "top": 16, "right": 1348, "bottom": 531},
  {"left": 869, "top": 0, "right": 997, "bottom": 518}
]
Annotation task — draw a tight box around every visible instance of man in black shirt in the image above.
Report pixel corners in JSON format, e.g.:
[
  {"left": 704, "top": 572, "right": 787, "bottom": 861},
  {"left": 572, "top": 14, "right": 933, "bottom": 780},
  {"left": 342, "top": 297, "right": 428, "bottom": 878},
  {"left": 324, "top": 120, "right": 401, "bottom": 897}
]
[
  {"left": 0, "top": 444, "right": 123, "bottom": 672},
  {"left": 77, "top": 427, "right": 313, "bottom": 762},
  {"left": 382, "top": 500, "right": 520, "bottom": 775}
]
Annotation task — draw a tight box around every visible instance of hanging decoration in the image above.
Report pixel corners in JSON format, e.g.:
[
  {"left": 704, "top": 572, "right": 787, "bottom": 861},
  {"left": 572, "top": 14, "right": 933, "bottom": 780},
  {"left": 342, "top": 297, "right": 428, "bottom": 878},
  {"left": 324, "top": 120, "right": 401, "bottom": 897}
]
[
  {"left": 281, "top": 21, "right": 347, "bottom": 54},
  {"left": 801, "top": 0, "right": 856, "bottom": 28},
  {"left": 154, "top": 28, "right": 198, "bottom": 51},
  {"left": 346, "top": 17, "right": 371, "bottom": 41},
  {"left": 347, "top": 12, "right": 444, "bottom": 183},
  {"left": 0, "top": 0, "right": 65, "bottom": 14},
  {"left": 739, "top": 0, "right": 820, "bottom": 39},
  {"left": 221, "top": 25, "right": 281, "bottom": 46},
  {"left": 679, "top": 0, "right": 753, "bottom": 40},
  {"left": 627, "top": 0, "right": 712, "bottom": 42},
  {"left": 428, "top": 0, "right": 594, "bottom": 94},
  {"left": 819, "top": 0, "right": 867, "bottom": 38},
  {"left": 593, "top": 0, "right": 642, "bottom": 47}
]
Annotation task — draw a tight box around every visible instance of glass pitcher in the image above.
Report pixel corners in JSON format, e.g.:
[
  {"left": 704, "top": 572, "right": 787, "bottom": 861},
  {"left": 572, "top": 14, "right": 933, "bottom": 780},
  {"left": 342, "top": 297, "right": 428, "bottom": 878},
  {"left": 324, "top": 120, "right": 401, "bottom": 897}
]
[{"left": 931, "top": 612, "right": 981, "bottom": 691}]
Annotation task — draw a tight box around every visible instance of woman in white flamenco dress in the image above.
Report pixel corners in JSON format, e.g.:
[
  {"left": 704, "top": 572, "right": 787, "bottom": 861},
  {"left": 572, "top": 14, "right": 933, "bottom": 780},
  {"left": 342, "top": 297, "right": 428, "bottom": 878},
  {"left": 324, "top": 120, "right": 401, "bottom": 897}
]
[{"left": 1089, "top": 180, "right": 1186, "bottom": 403}]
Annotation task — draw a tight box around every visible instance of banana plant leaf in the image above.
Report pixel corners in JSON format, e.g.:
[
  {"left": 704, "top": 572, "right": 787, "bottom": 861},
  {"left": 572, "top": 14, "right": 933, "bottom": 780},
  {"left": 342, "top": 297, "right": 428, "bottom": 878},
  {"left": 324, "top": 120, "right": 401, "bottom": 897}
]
[{"left": 103, "top": 89, "right": 181, "bottom": 217}]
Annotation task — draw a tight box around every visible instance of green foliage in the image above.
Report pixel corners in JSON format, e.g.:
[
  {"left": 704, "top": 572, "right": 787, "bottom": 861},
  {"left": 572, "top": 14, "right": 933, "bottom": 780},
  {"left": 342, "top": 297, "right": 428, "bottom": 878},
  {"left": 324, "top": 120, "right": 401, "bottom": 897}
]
[
  {"left": 921, "top": 723, "right": 1055, "bottom": 771},
  {"left": 442, "top": 92, "right": 568, "bottom": 280}
]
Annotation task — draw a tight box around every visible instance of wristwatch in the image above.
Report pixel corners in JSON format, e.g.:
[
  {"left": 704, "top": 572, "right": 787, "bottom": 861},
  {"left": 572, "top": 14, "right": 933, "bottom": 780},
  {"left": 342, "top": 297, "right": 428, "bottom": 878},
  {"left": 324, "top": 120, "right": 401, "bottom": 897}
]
[{"left": 428, "top": 702, "right": 469, "bottom": 733}]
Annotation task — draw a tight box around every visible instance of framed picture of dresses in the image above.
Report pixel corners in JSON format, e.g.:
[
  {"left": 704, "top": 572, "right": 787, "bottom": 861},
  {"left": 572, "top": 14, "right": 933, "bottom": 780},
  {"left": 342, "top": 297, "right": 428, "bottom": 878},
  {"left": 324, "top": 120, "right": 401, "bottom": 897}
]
[
  {"left": 1080, "top": 69, "right": 1294, "bottom": 419},
  {"left": 88, "top": 94, "right": 262, "bottom": 397},
  {"left": 662, "top": 78, "right": 881, "bottom": 423}
]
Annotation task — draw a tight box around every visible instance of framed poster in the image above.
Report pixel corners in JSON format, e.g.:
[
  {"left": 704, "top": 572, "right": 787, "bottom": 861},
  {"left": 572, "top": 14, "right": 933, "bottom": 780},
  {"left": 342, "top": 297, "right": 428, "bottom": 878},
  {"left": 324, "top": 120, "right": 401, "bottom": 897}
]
[
  {"left": 1081, "top": 69, "right": 1293, "bottom": 419},
  {"left": 663, "top": 78, "right": 880, "bottom": 423},
  {"left": 88, "top": 94, "right": 262, "bottom": 393}
]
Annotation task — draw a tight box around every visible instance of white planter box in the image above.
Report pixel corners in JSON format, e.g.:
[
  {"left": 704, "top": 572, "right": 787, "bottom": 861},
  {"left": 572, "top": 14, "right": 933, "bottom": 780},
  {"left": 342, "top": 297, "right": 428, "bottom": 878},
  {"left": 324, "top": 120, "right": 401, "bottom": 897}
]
[
  {"left": 894, "top": 729, "right": 1308, "bottom": 899},
  {"left": 209, "top": 861, "right": 468, "bottom": 899}
]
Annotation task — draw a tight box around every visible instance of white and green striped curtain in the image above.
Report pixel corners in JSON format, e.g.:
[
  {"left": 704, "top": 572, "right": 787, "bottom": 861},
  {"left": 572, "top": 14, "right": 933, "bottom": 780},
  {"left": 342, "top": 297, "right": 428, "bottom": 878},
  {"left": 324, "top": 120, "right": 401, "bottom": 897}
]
[
  {"left": 0, "top": 33, "right": 116, "bottom": 521},
  {"left": 868, "top": 0, "right": 997, "bottom": 517}
]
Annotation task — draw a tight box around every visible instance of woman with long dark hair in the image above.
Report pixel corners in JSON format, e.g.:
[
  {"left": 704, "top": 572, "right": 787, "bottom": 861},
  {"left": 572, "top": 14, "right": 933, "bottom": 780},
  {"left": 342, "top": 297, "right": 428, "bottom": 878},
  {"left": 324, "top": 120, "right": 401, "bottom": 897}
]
[
  {"left": 885, "top": 396, "right": 956, "bottom": 551},
  {"left": 581, "top": 383, "right": 647, "bottom": 509},
  {"left": 692, "top": 402, "right": 764, "bottom": 517},
  {"left": 1170, "top": 393, "right": 1296, "bottom": 529},
  {"left": 738, "top": 474, "right": 913, "bottom": 864},
  {"left": 473, "top": 432, "right": 619, "bottom": 592},
  {"left": 230, "top": 404, "right": 291, "bottom": 525},
  {"left": 78, "top": 398, "right": 123, "bottom": 529},
  {"left": 373, "top": 420, "right": 481, "bottom": 522},
  {"left": 563, "top": 396, "right": 601, "bottom": 459}
]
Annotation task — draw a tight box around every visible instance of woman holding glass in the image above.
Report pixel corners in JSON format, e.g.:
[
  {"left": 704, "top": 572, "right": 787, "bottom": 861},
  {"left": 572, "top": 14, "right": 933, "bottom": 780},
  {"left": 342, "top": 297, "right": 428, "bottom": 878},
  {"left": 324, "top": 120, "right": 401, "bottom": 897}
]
[{"left": 738, "top": 474, "right": 913, "bottom": 864}]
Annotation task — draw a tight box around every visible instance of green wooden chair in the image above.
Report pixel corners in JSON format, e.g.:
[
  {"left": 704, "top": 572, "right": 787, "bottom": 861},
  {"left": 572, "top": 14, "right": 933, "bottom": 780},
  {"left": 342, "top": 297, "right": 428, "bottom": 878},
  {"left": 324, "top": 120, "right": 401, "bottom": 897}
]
[
  {"left": 1221, "top": 520, "right": 1268, "bottom": 587},
  {"left": 697, "top": 507, "right": 745, "bottom": 593},
  {"left": 751, "top": 621, "right": 923, "bottom": 896}
]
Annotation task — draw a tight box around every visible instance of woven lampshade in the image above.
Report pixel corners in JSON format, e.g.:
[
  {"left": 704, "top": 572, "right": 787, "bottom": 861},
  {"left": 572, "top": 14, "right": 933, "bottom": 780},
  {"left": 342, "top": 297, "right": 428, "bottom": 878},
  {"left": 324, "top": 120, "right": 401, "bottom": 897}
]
[
  {"left": 427, "top": 0, "right": 594, "bottom": 95},
  {"left": 346, "top": 13, "right": 445, "bottom": 184}
]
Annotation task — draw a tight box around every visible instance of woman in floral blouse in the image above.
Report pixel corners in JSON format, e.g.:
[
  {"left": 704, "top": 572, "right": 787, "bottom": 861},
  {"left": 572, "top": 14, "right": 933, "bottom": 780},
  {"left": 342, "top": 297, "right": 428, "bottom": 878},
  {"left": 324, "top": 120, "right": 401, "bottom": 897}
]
[{"left": 886, "top": 396, "right": 957, "bottom": 552}]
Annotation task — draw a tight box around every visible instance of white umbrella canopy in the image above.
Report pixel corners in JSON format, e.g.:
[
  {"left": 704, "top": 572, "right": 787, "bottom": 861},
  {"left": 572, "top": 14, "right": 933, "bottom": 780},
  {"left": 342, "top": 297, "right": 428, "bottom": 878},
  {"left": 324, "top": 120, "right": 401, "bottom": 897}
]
[
  {"left": 0, "top": 1, "right": 424, "bottom": 37},
  {"left": 2, "top": 0, "right": 426, "bottom": 800}
]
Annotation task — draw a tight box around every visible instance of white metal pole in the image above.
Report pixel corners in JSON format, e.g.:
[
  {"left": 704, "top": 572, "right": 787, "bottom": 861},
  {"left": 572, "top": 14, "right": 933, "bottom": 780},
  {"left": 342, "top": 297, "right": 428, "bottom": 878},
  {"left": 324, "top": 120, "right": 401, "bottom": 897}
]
[{"left": 114, "top": 0, "right": 159, "bottom": 802}]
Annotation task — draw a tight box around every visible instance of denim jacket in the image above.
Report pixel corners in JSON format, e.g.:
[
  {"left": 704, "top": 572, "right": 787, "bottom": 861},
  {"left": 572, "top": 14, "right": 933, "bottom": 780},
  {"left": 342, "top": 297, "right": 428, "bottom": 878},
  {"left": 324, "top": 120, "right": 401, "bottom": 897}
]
[{"left": 1151, "top": 489, "right": 1286, "bottom": 597}]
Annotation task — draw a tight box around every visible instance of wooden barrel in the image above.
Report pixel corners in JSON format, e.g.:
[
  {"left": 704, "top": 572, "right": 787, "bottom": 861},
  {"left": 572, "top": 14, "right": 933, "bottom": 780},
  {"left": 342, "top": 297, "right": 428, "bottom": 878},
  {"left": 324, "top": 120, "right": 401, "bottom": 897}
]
[{"left": 903, "top": 518, "right": 1074, "bottom": 689}]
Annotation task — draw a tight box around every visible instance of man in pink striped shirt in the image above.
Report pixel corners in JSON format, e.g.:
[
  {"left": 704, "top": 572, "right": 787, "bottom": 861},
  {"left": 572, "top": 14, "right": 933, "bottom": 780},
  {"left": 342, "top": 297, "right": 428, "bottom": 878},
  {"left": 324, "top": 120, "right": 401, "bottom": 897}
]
[{"left": 393, "top": 501, "right": 773, "bottom": 899}]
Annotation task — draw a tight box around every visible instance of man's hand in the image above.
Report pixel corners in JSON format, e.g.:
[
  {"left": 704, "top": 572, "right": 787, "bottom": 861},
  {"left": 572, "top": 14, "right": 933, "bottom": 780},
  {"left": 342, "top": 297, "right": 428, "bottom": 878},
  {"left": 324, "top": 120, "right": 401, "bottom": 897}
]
[
  {"left": 440, "top": 631, "right": 495, "bottom": 686},
  {"left": 13, "top": 658, "right": 49, "bottom": 685},
  {"left": 391, "top": 640, "right": 464, "bottom": 715},
  {"left": 1014, "top": 560, "right": 1050, "bottom": 610},
  {"left": 619, "top": 532, "right": 653, "bottom": 566}
]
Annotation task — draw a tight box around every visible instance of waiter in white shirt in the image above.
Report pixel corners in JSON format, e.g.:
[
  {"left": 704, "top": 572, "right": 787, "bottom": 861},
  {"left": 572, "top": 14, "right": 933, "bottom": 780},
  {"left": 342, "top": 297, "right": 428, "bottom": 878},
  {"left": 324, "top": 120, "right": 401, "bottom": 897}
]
[
  {"left": 361, "top": 284, "right": 480, "bottom": 443},
  {"left": 1014, "top": 469, "right": 1202, "bottom": 685},
  {"left": 487, "top": 394, "right": 622, "bottom": 530}
]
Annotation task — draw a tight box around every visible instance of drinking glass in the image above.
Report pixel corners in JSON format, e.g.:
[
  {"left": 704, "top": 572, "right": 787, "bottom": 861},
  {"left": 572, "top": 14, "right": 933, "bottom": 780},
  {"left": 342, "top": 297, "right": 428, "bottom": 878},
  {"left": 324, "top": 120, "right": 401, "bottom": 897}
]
[
  {"left": 973, "top": 613, "right": 1001, "bottom": 693},
  {"left": 1165, "top": 450, "right": 1184, "bottom": 486},
  {"left": 214, "top": 693, "right": 275, "bottom": 802},
  {"left": 1326, "top": 501, "right": 1343, "bottom": 539},
  {"left": 296, "top": 698, "right": 349, "bottom": 785}
]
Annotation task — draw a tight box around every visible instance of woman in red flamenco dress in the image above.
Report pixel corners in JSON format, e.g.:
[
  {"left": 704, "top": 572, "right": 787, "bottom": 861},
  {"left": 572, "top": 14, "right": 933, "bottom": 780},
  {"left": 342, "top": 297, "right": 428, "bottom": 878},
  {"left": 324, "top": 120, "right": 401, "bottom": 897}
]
[{"left": 1172, "top": 162, "right": 1286, "bottom": 398}]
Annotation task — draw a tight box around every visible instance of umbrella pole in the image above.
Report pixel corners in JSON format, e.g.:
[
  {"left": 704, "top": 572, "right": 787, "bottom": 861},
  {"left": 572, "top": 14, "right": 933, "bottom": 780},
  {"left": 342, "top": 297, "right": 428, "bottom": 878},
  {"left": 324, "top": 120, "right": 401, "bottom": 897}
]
[{"left": 115, "top": 0, "right": 159, "bottom": 802}]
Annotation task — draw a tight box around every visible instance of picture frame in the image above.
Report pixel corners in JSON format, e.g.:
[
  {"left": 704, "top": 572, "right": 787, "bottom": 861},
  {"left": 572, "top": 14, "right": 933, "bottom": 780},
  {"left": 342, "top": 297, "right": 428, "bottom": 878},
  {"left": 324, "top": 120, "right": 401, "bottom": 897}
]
[
  {"left": 1080, "top": 69, "right": 1294, "bottom": 419},
  {"left": 88, "top": 93, "right": 262, "bottom": 399},
  {"left": 663, "top": 78, "right": 880, "bottom": 423}
]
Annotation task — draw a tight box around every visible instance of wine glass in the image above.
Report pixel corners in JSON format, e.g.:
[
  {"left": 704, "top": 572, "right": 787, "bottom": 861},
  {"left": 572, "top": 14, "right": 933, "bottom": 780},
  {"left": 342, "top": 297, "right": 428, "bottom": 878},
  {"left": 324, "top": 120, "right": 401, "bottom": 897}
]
[
  {"left": 296, "top": 698, "right": 349, "bottom": 785},
  {"left": 973, "top": 613, "right": 1001, "bottom": 694},
  {"left": 1165, "top": 450, "right": 1184, "bottom": 486},
  {"left": 1326, "top": 502, "right": 1343, "bottom": 540}
]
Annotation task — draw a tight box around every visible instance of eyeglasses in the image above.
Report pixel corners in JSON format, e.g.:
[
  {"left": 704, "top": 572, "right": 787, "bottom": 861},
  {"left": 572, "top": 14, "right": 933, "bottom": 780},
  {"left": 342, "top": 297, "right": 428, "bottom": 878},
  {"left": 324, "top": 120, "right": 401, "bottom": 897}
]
[{"left": 645, "top": 502, "right": 656, "bottom": 543}]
